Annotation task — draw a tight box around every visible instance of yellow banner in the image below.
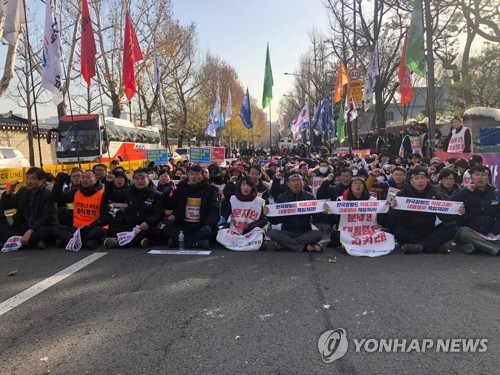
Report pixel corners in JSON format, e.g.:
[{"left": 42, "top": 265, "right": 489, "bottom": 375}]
[
  {"left": 0, "top": 168, "right": 24, "bottom": 184},
  {"left": 347, "top": 79, "right": 363, "bottom": 106}
]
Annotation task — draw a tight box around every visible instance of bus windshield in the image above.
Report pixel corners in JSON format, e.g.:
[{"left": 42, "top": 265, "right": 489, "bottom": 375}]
[{"left": 57, "top": 118, "right": 100, "bottom": 158}]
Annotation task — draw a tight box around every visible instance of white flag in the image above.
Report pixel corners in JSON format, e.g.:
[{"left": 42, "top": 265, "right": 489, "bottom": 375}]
[
  {"left": 350, "top": 95, "right": 358, "bottom": 121},
  {"left": 153, "top": 50, "right": 166, "bottom": 109},
  {"left": 41, "top": 0, "right": 64, "bottom": 105},
  {"left": 344, "top": 95, "right": 358, "bottom": 123},
  {"left": 225, "top": 88, "right": 232, "bottom": 122},
  {"left": 0, "top": 0, "right": 25, "bottom": 46},
  {"left": 212, "top": 84, "right": 221, "bottom": 124},
  {"left": 290, "top": 103, "right": 310, "bottom": 137},
  {"left": 363, "top": 42, "right": 379, "bottom": 108}
]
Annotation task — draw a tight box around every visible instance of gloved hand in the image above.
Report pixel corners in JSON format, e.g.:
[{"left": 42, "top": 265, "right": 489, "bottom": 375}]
[
  {"left": 200, "top": 225, "right": 212, "bottom": 236},
  {"left": 56, "top": 172, "right": 71, "bottom": 185}
]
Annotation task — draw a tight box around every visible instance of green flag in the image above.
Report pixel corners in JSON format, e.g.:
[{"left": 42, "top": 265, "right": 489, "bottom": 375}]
[
  {"left": 262, "top": 44, "right": 273, "bottom": 108},
  {"left": 405, "top": 0, "right": 425, "bottom": 77},
  {"left": 336, "top": 102, "right": 345, "bottom": 143}
]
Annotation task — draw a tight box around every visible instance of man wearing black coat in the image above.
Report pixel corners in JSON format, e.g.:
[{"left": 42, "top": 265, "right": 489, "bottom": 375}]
[
  {"left": 389, "top": 167, "right": 456, "bottom": 254},
  {"left": 266, "top": 169, "right": 323, "bottom": 252},
  {"left": 162, "top": 164, "right": 221, "bottom": 249},
  {"left": 0, "top": 167, "right": 57, "bottom": 249},
  {"left": 104, "top": 168, "right": 164, "bottom": 248},
  {"left": 450, "top": 165, "right": 499, "bottom": 256}
]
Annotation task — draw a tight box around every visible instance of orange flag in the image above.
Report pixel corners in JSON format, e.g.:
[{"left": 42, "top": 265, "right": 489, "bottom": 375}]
[
  {"left": 80, "top": 0, "right": 96, "bottom": 86},
  {"left": 333, "top": 60, "right": 349, "bottom": 104},
  {"left": 122, "top": 12, "right": 143, "bottom": 100}
]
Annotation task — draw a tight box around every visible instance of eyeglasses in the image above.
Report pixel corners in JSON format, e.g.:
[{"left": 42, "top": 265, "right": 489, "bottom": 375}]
[
  {"left": 94, "top": 169, "right": 106, "bottom": 172},
  {"left": 133, "top": 174, "right": 148, "bottom": 180}
]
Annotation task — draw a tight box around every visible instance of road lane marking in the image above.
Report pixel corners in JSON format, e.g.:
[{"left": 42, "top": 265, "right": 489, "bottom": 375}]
[{"left": 0, "top": 252, "right": 107, "bottom": 317}]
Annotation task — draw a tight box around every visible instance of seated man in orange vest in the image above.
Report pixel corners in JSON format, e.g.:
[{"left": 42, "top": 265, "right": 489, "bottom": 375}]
[{"left": 52, "top": 170, "right": 112, "bottom": 250}]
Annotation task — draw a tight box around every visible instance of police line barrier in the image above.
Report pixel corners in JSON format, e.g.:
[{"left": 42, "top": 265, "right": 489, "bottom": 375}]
[{"left": 0, "top": 160, "right": 146, "bottom": 186}]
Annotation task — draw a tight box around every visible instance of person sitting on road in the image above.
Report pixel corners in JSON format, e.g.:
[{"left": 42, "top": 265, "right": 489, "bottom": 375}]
[
  {"left": 104, "top": 168, "right": 165, "bottom": 249},
  {"left": 435, "top": 168, "right": 459, "bottom": 200},
  {"left": 51, "top": 170, "right": 112, "bottom": 250},
  {"left": 450, "top": 165, "right": 499, "bottom": 256},
  {"left": 0, "top": 167, "right": 57, "bottom": 249},
  {"left": 217, "top": 176, "right": 268, "bottom": 251},
  {"left": 161, "top": 164, "right": 221, "bottom": 250},
  {"left": 389, "top": 167, "right": 456, "bottom": 254},
  {"left": 316, "top": 167, "right": 353, "bottom": 201},
  {"left": 265, "top": 169, "right": 323, "bottom": 252},
  {"left": 57, "top": 167, "right": 83, "bottom": 226}
]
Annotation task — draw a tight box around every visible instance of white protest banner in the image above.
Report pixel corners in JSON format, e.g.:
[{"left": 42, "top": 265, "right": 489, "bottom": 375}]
[
  {"left": 340, "top": 227, "right": 395, "bottom": 257},
  {"left": 66, "top": 227, "right": 82, "bottom": 252},
  {"left": 117, "top": 225, "right": 141, "bottom": 246},
  {"left": 148, "top": 250, "right": 212, "bottom": 255},
  {"left": 266, "top": 200, "right": 326, "bottom": 217},
  {"left": 1, "top": 236, "right": 23, "bottom": 252},
  {"left": 312, "top": 176, "right": 327, "bottom": 197},
  {"left": 336, "top": 199, "right": 395, "bottom": 257},
  {"left": 394, "top": 197, "right": 463, "bottom": 215},
  {"left": 326, "top": 200, "right": 390, "bottom": 214},
  {"left": 216, "top": 228, "right": 264, "bottom": 251}
]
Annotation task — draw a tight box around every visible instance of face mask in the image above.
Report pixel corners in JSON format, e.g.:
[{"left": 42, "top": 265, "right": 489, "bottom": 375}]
[
  {"left": 376, "top": 176, "right": 386, "bottom": 182},
  {"left": 148, "top": 174, "right": 156, "bottom": 180},
  {"left": 352, "top": 170, "right": 358, "bottom": 176},
  {"left": 319, "top": 167, "right": 328, "bottom": 174}
]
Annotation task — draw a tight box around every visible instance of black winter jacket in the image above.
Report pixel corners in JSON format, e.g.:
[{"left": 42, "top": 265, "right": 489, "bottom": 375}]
[
  {"left": 0, "top": 186, "right": 57, "bottom": 230},
  {"left": 450, "top": 185, "right": 500, "bottom": 235},
  {"left": 109, "top": 185, "right": 164, "bottom": 227},
  {"left": 268, "top": 190, "right": 317, "bottom": 233},
  {"left": 164, "top": 179, "right": 220, "bottom": 229},
  {"left": 390, "top": 182, "right": 454, "bottom": 236}
]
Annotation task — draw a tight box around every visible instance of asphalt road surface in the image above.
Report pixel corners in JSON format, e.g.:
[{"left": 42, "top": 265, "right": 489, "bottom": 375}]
[{"left": 0, "top": 244, "right": 498, "bottom": 375}]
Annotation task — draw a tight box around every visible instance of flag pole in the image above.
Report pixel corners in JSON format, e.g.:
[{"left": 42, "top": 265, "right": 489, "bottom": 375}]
[
  {"left": 269, "top": 101, "right": 272, "bottom": 157},
  {"left": 23, "top": 0, "right": 43, "bottom": 168}
]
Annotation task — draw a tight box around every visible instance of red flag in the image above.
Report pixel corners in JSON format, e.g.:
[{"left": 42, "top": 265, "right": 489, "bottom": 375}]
[
  {"left": 80, "top": 0, "right": 96, "bottom": 86},
  {"left": 398, "top": 31, "right": 413, "bottom": 106},
  {"left": 334, "top": 60, "right": 349, "bottom": 104},
  {"left": 122, "top": 12, "right": 143, "bottom": 100}
]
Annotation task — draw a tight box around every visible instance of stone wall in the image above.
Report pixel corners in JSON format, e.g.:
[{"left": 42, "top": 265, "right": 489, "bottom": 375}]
[{"left": 0, "top": 127, "right": 58, "bottom": 167}]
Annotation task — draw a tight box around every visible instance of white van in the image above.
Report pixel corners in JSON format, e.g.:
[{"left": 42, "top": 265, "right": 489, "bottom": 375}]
[{"left": 0, "top": 147, "right": 30, "bottom": 169}]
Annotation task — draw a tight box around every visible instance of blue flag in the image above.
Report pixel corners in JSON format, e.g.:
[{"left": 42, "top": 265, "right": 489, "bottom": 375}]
[
  {"left": 240, "top": 87, "right": 253, "bottom": 129},
  {"left": 215, "top": 112, "right": 225, "bottom": 131},
  {"left": 328, "top": 101, "right": 335, "bottom": 136},
  {"left": 205, "top": 110, "right": 216, "bottom": 137},
  {"left": 312, "top": 100, "right": 324, "bottom": 137}
]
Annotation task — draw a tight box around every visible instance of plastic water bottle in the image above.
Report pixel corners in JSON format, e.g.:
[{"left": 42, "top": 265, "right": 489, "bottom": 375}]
[{"left": 178, "top": 231, "right": 185, "bottom": 250}]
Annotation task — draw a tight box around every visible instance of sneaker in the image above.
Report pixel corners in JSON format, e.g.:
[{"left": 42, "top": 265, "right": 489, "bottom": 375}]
[
  {"left": 459, "top": 243, "right": 476, "bottom": 254},
  {"left": 86, "top": 240, "right": 100, "bottom": 250},
  {"left": 37, "top": 240, "right": 48, "bottom": 249},
  {"left": 437, "top": 240, "right": 457, "bottom": 254},
  {"left": 401, "top": 243, "right": 424, "bottom": 254},
  {"left": 104, "top": 238, "right": 119, "bottom": 249},
  {"left": 140, "top": 238, "right": 151, "bottom": 248}
]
